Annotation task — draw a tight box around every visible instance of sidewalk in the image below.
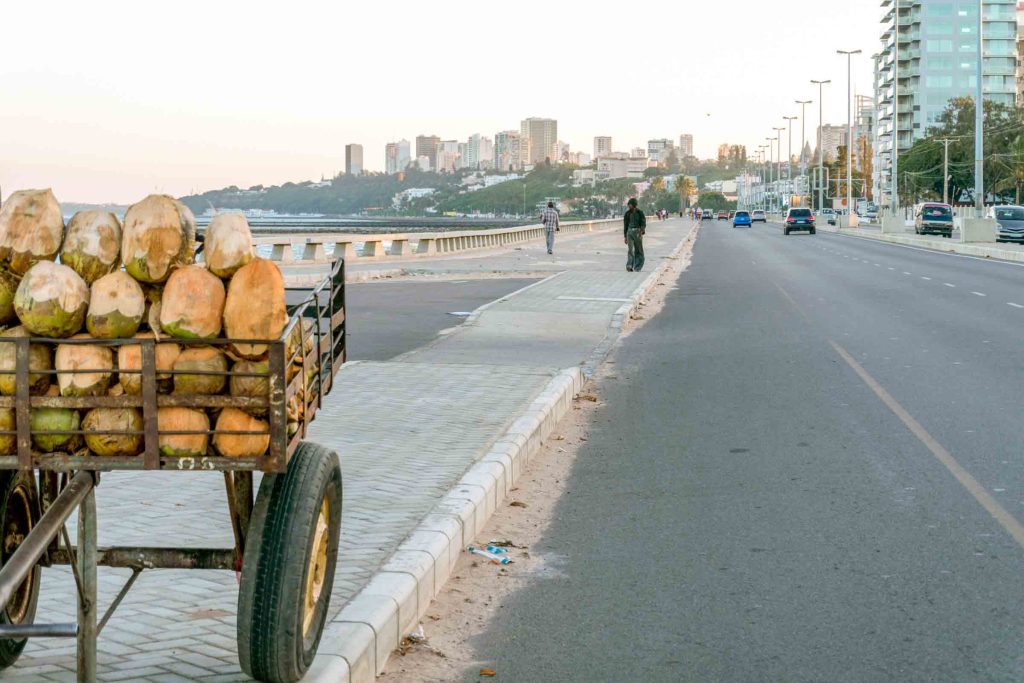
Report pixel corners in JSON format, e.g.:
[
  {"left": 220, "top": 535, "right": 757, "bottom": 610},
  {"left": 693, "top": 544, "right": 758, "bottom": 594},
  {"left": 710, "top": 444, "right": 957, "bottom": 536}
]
[{"left": 16, "top": 218, "right": 697, "bottom": 682}]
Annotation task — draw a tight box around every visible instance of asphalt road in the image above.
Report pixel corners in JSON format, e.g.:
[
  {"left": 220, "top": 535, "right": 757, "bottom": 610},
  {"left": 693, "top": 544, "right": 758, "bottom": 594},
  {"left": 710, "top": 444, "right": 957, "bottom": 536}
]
[{"left": 470, "top": 221, "right": 1024, "bottom": 681}]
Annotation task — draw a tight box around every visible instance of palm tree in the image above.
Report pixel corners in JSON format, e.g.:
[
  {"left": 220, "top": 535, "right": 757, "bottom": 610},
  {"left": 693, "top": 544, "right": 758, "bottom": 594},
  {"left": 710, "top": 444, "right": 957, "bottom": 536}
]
[{"left": 674, "top": 176, "right": 695, "bottom": 210}]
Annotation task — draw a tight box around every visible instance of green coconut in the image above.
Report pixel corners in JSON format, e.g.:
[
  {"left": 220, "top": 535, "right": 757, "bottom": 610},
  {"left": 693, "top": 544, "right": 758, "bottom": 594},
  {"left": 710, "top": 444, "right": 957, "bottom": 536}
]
[
  {"left": 0, "top": 408, "right": 14, "bottom": 455},
  {"left": 0, "top": 270, "right": 20, "bottom": 325},
  {"left": 117, "top": 332, "right": 181, "bottom": 395},
  {"left": 82, "top": 407, "right": 143, "bottom": 457},
  {"left": 121, "top": 195, "right": 195, "bottom": 283},
  {"left": 30, "top": 402, "right": 80, "bottom": 453},
  {"left": 0, "top": 326, "right": 52, "bottom": 396},
  {"left": 204, "top": 213, "right": 254, "bottom": 278},
  {"left": 172, "top": 346, "right": 227, "bottom": 395},
  {"left": 13, "top": 261, "right": 89, "bottom": 338},
  {"left": 157, "top": 406, "right": 209, "bottom": 457},
  {"left": 229, "top": 360, "right": 269, "bottom": 416},
  {"left": 55, "top": 336, "right": 113, "bottom": 397},
  {"left": 159, "top": 265, "right": 225, "bottom": 339},
  {"left": 0, "top": 189, "right": 64, "bottom": 275},
  {"left": 86, "top": 271, "right": 145, "bottom": 339},
  {"left": 60, "top": 211, "right": 121, "bottom": 285}
]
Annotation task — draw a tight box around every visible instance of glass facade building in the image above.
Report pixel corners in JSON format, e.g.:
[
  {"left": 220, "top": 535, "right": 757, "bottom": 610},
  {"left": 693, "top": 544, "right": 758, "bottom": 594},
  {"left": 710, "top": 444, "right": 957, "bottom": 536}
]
[{"left": 875, "top": 0, "right": 1017, "bottom": 205}]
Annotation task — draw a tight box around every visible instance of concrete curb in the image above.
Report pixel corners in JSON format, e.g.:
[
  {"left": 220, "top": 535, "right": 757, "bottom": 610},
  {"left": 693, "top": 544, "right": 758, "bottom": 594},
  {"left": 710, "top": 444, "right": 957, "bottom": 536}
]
[
  {"left": 307, "top": 367, "right": 585, "bottom": 683},
  {"left": 819, "top": 224, "right": 1024, "bottom": 263}
]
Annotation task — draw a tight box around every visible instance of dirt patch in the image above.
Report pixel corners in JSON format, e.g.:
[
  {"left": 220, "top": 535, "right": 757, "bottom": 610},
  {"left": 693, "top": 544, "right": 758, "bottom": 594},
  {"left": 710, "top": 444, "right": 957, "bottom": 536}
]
[{"left": 377, "top": 224, "right": 699, "bottom": 682}]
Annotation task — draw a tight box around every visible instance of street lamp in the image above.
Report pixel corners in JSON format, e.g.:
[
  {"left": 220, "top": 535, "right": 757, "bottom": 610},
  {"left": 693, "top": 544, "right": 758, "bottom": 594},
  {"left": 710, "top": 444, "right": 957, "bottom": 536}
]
[
  {"left": 773, "top": 127, "right": 785, "bottom": 211},
  {"left": 795, "top": 100, "right": 812, "bottom": 193},
  {"left": 811, "top": 79, "right": 831, "bottom": 211},
  {"left": 784, "top": 116, "right": 798, "bottom": 198},
  {"left": 974, "top": 0, "right": 984, "bottom": 216},
  {"left": 838, "top": 49, "right": 862, "bottom": 223},
  {"left": 766, "top": 137, "right": 776, "bottom": 213}
]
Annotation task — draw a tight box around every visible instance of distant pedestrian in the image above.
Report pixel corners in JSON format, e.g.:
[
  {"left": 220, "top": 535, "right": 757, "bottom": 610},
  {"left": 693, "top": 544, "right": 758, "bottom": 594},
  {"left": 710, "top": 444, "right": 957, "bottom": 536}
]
[
  {"left": 541, "top": 201, "right": 559, "bottom": 254},
  {"left": 624, "top": 198, "right": 646, "bottom": 272}
]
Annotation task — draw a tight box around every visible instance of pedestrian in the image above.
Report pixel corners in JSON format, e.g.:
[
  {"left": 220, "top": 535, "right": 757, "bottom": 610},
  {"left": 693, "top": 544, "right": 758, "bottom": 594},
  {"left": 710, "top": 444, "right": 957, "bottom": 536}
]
[
  {"left": 624, "top": 198, "right": 646, "bottom": 272},
  {"left": 541, "top": 201, "right": 559, "bottom": 254}
]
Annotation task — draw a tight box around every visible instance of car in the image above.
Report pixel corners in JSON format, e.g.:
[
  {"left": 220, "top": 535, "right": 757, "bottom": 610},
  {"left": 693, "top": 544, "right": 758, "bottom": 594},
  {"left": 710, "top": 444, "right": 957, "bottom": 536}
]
[
  {"left": 994, "top": 205, "right": 1024, "bottom": 243},
  {"left": 717, "top": 211, "right": 728, "bottom": 220},
  {"left": 732, "top": 210, "right": 752, "bottom": 228},
  {"left": 914, "top": 202, "right": 954, "bottom": 238},
  {"left": 701, "top": 211, "right": 713, "bottom": 221},
  {"left": 820, "top": 207, "right": 837, "bottom": 226},
  {"left": 751, "top": 210, "right": 767, "bottom": 223},
  {"left": 784, "top": 207, "right": 816, "bottom": 235}
]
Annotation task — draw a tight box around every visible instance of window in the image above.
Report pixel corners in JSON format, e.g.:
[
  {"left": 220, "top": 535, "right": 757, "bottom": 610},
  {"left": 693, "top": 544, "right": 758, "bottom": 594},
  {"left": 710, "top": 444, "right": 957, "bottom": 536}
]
[
  {"left": 995, "top": 208, "right": 1024, "bottom": 221},
  {"left": 926, "top": 75, "right": 953, "bottom": 87},
  {"left": 927, "top": 39, "right": 953, "bottom": 52}
]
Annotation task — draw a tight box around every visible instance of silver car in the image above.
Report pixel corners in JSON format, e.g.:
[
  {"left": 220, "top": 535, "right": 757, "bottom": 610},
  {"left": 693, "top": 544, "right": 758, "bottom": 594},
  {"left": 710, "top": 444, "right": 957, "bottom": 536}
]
[{"left": 994, "top": 205, "right": 1024, "bottom": 243}]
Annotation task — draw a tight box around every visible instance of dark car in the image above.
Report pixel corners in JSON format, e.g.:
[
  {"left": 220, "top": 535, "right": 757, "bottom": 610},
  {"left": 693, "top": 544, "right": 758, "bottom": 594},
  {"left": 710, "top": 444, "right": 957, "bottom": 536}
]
[
  {"left": 995, "top": 205, "right": 1024, "bottom": 243},
  {"left": 733, "top": 210, "right": 752, "bottom": 228},
  {"left": 701, "top": 210, "right": 713, "bottom": 221},
  {"left": 784, "top": 208, "right": 816, "bottom": 235},
  {"left": 914, "top": 203, "right": 954, "bottom": 238},
  {"left": 717, "top": 211, "right": 728, "bottom": 220},
  {"left": 751, "top": 210, "right": 767, "bottom": 223}
]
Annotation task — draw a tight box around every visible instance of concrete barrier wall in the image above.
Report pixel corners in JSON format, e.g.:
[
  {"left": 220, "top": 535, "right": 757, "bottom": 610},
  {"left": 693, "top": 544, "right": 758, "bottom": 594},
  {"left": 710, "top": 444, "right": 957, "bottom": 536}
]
[{"left": 248, "top": 218, "right": 621, "bottom": 265}]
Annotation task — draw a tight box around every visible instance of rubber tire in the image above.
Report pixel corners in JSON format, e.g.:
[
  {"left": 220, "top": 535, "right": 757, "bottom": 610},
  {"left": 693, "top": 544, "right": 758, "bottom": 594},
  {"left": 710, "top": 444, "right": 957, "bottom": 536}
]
[
  {"left": 784, "top": 229, "right": 790, "bottom": 235},
  {"left": 238, "top": 442, "right": 342, "bottom": 683},
  {"left": 810, "top": 229, "right": 816, "bottom": 235},
  {"left": 0, "top": 471, "right": 40, "bottom": 670}
]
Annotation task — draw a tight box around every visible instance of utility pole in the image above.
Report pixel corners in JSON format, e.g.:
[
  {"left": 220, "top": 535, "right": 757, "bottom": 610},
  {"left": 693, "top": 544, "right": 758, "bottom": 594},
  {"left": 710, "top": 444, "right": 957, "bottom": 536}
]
[
  {"left": 812, "top": 80, "right": 831, "bottom": 212},
  {"left": 773, "top": 127, "right": 785, "bottom": 211},
  {"left": 974, "top": 0, "right": 984, "bottom": 216},
  {"left": 838, "top": 49, "right": 862, "bottom": 222},
  {"left": 938, "top": 138, "right": 954, "bottom": 205},
  {"left": 766, "top": 137, "right": 775, "bottom": 212},
  {"left": 784, "top": 116, "right": 798, "bottom": 201},
  {"left": 796, "top": 99, "right": 812, "bottom": 197}
]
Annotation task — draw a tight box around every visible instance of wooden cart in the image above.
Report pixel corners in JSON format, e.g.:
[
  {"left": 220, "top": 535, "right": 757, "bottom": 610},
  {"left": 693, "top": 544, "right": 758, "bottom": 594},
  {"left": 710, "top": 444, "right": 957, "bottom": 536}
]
[{"left": 0, "top": 258, "right": 346, "bottom": 683}]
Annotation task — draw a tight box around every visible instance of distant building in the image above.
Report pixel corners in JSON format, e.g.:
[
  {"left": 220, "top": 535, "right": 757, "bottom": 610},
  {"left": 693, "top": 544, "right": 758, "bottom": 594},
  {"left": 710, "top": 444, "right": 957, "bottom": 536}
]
[
  {"left": 415, "top": 155, "right": 432, "bottom": 172},
  {"left": 415, "top": 135, "right": 441, "bottom": 171},
  {"left": 818, "top": 125, "right": 848, "bottom": 164},
  {"left": 679, "top": 134, "right": 694, "bottom": 158},
  {"left": 345, "top": 144, "right": 363, "bottom": 176},
  {"left": 435, "top": 140, "right": 460, "bottom": 173},
  {"left": 494, "top": 130, "right": 525, "bottom": 171},
  {"left": 631, "top": 147, "right": 647, "bottom": 159},
  {"left": 558, "top": 141, "right": 571, "bottom": 163},
  {"left": 568, "top": 151, "right": 591, "bottom": 166},
  {"left": 647, "top": 138, "right": 674, "bottom": 163},
  {"left": 463, "top": 134, "right": 494, "bottom": 171},
  {"left": 597, "top": 157, "right": 651, "bottom": 180},
  {"left": 385, "top": 139, "right": 411, "bottom": 175},
  {"left": 594, "top": 136, "right": 613, "bottom": 159},
  {"left": 392, "top": 187, "right": 436, "bottom": 210},
  {"left": 520, "top": 117, "right": 558, "bottom": 165}
]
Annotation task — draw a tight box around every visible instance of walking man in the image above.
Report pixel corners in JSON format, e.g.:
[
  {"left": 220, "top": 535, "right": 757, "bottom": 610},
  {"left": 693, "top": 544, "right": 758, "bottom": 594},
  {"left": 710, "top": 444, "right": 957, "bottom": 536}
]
[
  {"left": 541, "top": 201, "right": 559, "bottom": 254},
  {"left": 624, "top": 198, "right": 646, "bottom": 272}
]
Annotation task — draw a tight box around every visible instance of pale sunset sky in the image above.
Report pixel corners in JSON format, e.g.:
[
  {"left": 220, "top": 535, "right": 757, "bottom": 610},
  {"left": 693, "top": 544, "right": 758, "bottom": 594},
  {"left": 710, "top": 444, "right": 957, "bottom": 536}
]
[{"left": 0, "top": 0, "right": 881, "bottom": 204}]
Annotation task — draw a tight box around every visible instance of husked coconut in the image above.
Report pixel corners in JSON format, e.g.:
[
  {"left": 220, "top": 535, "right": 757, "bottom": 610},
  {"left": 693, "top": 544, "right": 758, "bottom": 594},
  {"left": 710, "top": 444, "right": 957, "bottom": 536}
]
[
  {"left": 87, "top": 272, "right": 145, "bottom": 339},
  {"left": 204, "top": 214, "right": 253, "bottom": 278},
  {"left": 0, "top": 270, "right": 20, "bottom": 325},
  {"left": 14, "top": 261, "right": 89, "bottom": 338},
  {"left": 157, "top": 407, "right": 209, "bottom": 457},
  {"left": 55, "top": 336, "right": 114, "bottom": 397},
  {"left": 173, "top": 346, "right": 227, "bottom": 395},
  {"left": 223, "top": 259, "right": 287, "bottom": 360},
  {"left": 61, "top": 211, "right": 121, "bottom": 285},
  {"left": 159, "top": 265, "right": 225, "bottom": 339},
  {"left": 230, "top": 360, "right": 269, "bottom": 416},
  {"left": 0, "top": 326, "right": 52, "bottom": 396},
  {"left": 121, "top": 195, "right": 195, "bottom": 283},
  {"left": 30, "top": 388, "right": 80, "bottom": 453},
  {"left": 0, "top": 189, "right": 64, "bottom": 275},
  {"left": 213, "top": 408, "right": 269, "bottom": 458},
  {"left": 0, "top": 409, "right": 14, "bottom": 455},
  {"left": 82, "top": 408, "right": 143, "bottom": 457},
  {"left": 117, "top": 332, "right": 180, "bottom": 395}
]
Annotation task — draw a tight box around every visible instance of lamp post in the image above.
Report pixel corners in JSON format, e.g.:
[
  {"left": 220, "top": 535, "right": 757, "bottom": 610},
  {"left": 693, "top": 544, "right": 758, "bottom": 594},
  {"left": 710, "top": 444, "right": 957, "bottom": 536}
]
[
  {"left": 892, "top": 0, "right": 899, "bottom": 214},
  {"left": 766, "top": 137, "right": 775, "bottom": 212},
  {"left": 758, "top": 146, "right": 768, "bottom": 210},
  {"left": 838, "top": 49, "right": 862, "bottom": 222},
  {"left": 796, "top": 100, "right": 812, "bottom": 196},
  {"left": 811, "top": 79, "right": 831, "bottom": 211},
  {"left": 773, "top": 127, "right": 785, "bottom": 212},
  {"left": 974, "top": 0, "right": 984, "bottom": 217},
  {"left": 784, "top": 116, "right": 798, "bottom": 200}
]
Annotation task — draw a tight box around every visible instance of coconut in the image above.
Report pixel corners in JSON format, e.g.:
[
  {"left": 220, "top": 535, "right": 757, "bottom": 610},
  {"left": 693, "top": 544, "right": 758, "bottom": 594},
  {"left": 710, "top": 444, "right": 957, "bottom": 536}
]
[
  {"left": 0, "top": 409, "right": 14, "bottom": 455},
  {"left": 30, "top": 389, "right": 80, "bottom": 453},
  {"left": 157, "top": 407, "right": 209, "bottom": 457},
  {"left": 230, "top": 360, "right": 269, "bottom": 416},
  {"left": 173, "top": 346, "right": 227, "bottom": 395},
  {"left": 223, "top": 259, "right": 287, "bottom": 360},
  {"left": 13, "top": 261, "right": 89, "bottom": 338},
  {"left": 205, "top": 214, "right": 253, "bottom": 278},
  {"left": 117, "top": 332, "right": 181, "bottom": 395},
  {"left": 55, "top": 336, "right": 113, "bottom": 397},
  {"left": 86, "top": 272, "right": 145, "bottom": 339},
  {"left": 213, "top": 408, "right": 269, "bottom": 458},
  {"left": 159, "top": 265, "right": 225, "bottom": 339},
  {"left": 121, "top": 195, "right": 195, "bottom": 283},
  {"left": 0, "top": 270, "right": 20, "bottom": 325},
  {"left": 0, "top": 326, "right": 51, "bottom": 396},
  {"left": 61, "top": 211, "right": 121, "bottom": 285},
  {"left": 82, "top": 407, "right": 143, "bottom": 457},
  {"left": 0, "top": 189, "right": 64, "bottom": 275}
]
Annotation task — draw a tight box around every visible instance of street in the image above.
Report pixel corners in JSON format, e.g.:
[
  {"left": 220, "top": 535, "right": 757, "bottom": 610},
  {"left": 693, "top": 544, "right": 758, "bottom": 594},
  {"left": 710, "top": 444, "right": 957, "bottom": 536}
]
[{"left": 469, "top": 222, "right": 1024, "bottom": 681}]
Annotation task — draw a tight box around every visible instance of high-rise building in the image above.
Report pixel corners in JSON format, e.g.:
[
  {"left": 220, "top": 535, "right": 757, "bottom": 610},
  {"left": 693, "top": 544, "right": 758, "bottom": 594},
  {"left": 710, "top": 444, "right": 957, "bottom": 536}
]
[
  {"left": 647, "top": 138, "right": 674, "bottom": 163},
  {"left": 345, "top": 144, "right": 363, "bottom": 176},
  {"left": 520, "top": 117, "right": 558, "bottom": 165},
  {"left": 415, "top": 135, "right": 441, "bottom": 171},
  {"left": 679, "top": 134, "right": 694, "bottom": 158},
  {"left": 494, "top": 130, "right": 524, "bottom": 171},
  {"left": 631, "top": 147, "right": 647, "bottom": 159},
  {"left": 594, "top": 136, "right": 613, "bottom": 159},
  {"left": 817, "top": 125, "right": 848, "bottom": 164},
  {"left": 875, "top": 0, "right": 1017, "bottom": 205},
  {"left": 1017, "top": 1, "right": 1024, "bottom": 104},
  {"left": 385, "top": 139, "right": 411, "bottom": 175},
  {"left": 435, "top": 140, "right": 460, "bottom": 173},
  {"left": 462, "top": 134, "right": 494, "bottom": 170}
]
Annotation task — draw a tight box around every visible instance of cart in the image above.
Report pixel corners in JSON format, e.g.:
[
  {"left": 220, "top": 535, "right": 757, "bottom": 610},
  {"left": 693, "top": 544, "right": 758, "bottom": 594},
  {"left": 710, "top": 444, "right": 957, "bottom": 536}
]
[{"left": 0, "top": 258, "right": 346, "bottom": 683}]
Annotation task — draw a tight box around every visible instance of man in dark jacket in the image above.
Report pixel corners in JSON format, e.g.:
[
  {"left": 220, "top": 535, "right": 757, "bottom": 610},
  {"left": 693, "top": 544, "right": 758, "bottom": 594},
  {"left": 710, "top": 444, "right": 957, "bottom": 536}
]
[{"left": 624, "top": 198, "right": 647, "bottom": 272}]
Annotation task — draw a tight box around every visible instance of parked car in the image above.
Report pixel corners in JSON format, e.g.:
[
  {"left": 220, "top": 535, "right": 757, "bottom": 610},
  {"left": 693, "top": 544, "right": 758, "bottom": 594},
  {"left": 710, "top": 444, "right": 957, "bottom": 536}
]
[
  {"left": 701, "top": 211, "right": 713, "bottom": 221},
  {"left": 994, "top": 205, "right": 1024, "bottom": 243},
  {"left": 784, "top": 207, "right": 816, "bottom": 235},
  {"left": 914, "top": 203, "right": 954, "bottom": 238},
  {"left": 733, "top": 210, "right": 752, "bottom": 228},
  {"left": 820, "top": 208, "right": 837, "bottom": 226},
  {"left": 751, "top": 210, "right": 767, "bottom": 223},
  {"left": 717, "top": 211, "right": 728, "bottom": 220}
]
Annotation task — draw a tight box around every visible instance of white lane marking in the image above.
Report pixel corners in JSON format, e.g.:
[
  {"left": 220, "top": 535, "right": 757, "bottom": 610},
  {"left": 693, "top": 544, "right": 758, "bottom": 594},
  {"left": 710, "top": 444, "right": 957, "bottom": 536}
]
[
  {"left": 972, "top": 291, "right": 987, "bottom": 297},
  {"left": 943, "top": 283, "right": 956, "bottom": 288},
  {"left": 921, "top": 276, "right": 932, "bottom": 281},
  {"left": 903, "top": 272, "right": 913, "bottom": 275},
  {"left": 1008, "top": 302, "right": 1024, "bottom": 309},
  {"left": 874, "top": 263, "right": 881, "bottom": 267},
  {"left": 888, "top": 267, "right": 895, "bottom": 271}
]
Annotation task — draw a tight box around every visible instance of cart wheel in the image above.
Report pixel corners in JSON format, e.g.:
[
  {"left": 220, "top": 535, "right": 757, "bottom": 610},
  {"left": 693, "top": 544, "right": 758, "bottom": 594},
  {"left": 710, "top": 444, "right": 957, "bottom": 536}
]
[
  {"left": 0, "top": 471, "right": 40, "bottom": 670},
  {"left": 237, "top": 442, "right": 342, "bottom": 683}
]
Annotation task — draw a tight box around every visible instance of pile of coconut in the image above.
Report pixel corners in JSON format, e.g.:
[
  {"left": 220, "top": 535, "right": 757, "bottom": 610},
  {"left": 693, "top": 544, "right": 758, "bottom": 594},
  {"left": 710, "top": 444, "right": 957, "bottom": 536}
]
[{"left": 0, "top": 189, "right": 312, "bottom": 460}]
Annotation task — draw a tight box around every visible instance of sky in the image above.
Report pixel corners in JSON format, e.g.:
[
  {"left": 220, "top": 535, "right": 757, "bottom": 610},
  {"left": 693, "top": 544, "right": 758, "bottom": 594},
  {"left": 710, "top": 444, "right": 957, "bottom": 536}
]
[{"left": 0, "top": 0, "right": 882, "bottom": 204}]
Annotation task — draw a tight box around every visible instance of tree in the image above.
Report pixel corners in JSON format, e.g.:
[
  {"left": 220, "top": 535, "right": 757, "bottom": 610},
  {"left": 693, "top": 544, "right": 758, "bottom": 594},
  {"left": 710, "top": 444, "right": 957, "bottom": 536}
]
[
  {"left": 674, "top": 176, "right": 696, "bottom": 209},
  {"left": 696, "top": 192, "right": 734, "bottom": 212}
]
